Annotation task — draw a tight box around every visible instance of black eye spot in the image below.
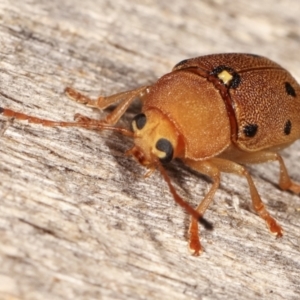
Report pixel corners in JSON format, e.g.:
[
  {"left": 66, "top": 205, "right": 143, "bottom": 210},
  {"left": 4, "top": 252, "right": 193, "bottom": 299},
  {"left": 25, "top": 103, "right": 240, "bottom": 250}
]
[
  {"left": 284, "top": 120, "right": 292, "bottom": 135},
  {"left": 156, "top": 138, "right": 173, "bottom": 163},
  {"left": 243, "top": 124, "right": 258, "bottom": 137},
  {"left": 132, "top": 113, "right": 147, "bottom": 130},
  {"left": 285, "top": 82, "right": 296, "bottom": 97}
]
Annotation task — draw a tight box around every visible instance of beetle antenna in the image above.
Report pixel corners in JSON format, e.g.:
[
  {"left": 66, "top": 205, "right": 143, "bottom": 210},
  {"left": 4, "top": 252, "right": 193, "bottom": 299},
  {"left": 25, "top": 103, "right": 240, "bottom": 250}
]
[
  {"left": 157, "top": 162, "right": 213, "bottom": 230},
  {"left": 0, "top": 108, "right": 134, "bottom": 137}
]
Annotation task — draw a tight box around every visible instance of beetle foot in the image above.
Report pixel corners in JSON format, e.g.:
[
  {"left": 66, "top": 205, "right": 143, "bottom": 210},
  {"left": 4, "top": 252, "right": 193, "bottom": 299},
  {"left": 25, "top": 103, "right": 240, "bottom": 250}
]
[
  {"left": 288, "top": 181, "right": 300, "bottom": 194},
  {"left": 188, "top": 217, "right": 204, "bottom": 256},
  {"left": 188, "top": 226, "right": 203, "bottom": 256},
  {"left": 65, "top": 87, "right": 90, "bottom": 104},
  {"left": 188, "top": 235, "right": 203, "bottom": 256},
  {"left": 73, "top": 113, "right": 91, "bottom": 122},
  {"left": 266, "top": 216, "right": 283, "bottom": 238}
]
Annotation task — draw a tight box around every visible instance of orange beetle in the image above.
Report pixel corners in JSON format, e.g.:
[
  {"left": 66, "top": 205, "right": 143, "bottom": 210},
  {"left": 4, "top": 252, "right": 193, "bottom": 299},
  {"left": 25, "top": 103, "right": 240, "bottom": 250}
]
[{"left": 1, "top": 53, "right": 300, "bottom": 255}]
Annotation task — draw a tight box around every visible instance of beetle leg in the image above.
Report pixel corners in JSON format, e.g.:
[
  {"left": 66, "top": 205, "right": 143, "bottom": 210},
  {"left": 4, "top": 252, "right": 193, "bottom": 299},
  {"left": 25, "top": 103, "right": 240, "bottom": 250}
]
[
  {"left": 275, "top": 154, "right": 300, "bottom": 194},
  {"left": 184, "top": 159, "right": 221, "bottom": 256},
  {"left": 73, "top": 113, "right": 92, "bottom": 122},
  {"left": 1, "top": 86, "right": 149, "bottom": 130},
  {"left": 0, "top": 107, "right": 133, "bottom": 136},
  {"left": 210, "top": 157, "right": 283, "bottom": 237},
  {"left": 229, "top": 151, "right": 300, "bottom": 194},
  {"left": 65, "top": 86, "right": 149, "bottom": 125}
]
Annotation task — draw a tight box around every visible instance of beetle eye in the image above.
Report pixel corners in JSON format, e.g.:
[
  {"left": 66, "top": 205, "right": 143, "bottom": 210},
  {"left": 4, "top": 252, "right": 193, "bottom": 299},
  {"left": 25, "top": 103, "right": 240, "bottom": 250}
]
[
  {"left": 155, "top": 138, "right": 173, "bottom": 163},
  {"left": 132, "top": 113, "right": 147, "bottom": 130}
]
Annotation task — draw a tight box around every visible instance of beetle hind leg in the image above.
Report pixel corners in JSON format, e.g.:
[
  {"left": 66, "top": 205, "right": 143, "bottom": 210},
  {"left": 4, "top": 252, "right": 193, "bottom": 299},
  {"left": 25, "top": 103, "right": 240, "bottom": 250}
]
[
  {"left": 284, "top": 182, "right": 300, "bottom": 194},
  {"left": 229, "top": 151, "right": 300, "bottom": 194},
  {"left": 275, "top": 154, "right": 300, "bottom": 194}
]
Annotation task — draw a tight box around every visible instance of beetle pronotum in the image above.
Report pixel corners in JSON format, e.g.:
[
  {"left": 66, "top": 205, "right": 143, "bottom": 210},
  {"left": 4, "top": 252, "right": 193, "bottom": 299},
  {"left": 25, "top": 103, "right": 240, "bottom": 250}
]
[{"left": 1, "top": 53, "right": 300, "bottom": 255}]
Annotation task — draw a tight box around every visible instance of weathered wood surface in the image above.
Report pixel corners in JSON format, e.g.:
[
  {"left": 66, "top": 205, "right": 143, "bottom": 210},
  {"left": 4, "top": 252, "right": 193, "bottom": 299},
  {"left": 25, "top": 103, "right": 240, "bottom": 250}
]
[{"left": 1, "top": 0, "right": 300, "bottom": 299}]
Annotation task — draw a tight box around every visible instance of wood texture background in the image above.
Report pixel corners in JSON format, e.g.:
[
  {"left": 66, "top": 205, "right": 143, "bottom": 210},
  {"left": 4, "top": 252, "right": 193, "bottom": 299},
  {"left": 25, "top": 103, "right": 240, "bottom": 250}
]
[{"left": 1, "top": 0, "right": 300, "bottom": 299}]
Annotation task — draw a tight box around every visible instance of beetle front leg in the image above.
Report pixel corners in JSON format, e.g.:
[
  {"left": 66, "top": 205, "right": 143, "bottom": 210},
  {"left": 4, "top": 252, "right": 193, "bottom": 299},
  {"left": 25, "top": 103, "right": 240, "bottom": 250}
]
[
  {"left": 184, "top": 159, "right": 221, "bottom": 256},
  {"left": 65, "top": 86, "right": 149, "bottom": 125}
]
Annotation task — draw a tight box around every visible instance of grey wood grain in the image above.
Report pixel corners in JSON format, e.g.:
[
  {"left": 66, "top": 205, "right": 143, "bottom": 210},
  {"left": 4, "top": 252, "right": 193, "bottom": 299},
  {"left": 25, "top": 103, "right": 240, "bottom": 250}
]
[{"left": 1, "top": 0, "right": 300, "bottom": 299}]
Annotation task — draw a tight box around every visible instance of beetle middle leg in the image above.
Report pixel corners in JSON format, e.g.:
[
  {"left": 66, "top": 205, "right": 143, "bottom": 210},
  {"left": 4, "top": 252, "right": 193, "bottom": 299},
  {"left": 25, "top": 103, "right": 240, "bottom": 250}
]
[
  {"left": 65, "top": 86, "right": 149, "bottom": 125},
  {"left": 210, "top": 157, "right": 283, "bottom": 237}
]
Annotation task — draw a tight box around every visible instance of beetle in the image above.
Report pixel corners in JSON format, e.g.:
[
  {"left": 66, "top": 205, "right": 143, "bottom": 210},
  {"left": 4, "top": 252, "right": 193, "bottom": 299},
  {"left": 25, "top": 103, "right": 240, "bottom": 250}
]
[{"left": 1, "top": 53, "right": 300, "bottom": 255}]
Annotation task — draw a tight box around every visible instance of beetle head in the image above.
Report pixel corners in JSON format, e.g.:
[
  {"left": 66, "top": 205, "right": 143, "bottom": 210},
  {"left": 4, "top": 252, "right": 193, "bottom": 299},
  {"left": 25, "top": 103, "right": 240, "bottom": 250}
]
[
  {"left": 127, "top": 109, "right": 184, "bottom": 168},
  {"left": 125, "top": 108, "right": 209, "bottom": 227}
]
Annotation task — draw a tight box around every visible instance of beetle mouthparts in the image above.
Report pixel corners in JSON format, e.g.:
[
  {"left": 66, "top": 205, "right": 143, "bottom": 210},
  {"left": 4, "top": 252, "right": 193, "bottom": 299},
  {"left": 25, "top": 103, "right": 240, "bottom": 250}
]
[{"left": 126, "top": 145, "right": 151, "bottom": 167}]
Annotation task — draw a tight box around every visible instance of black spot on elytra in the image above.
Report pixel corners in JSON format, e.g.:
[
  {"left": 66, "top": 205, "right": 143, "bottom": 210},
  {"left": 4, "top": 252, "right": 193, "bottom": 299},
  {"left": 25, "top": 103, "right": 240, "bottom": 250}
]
[
  {"left": 284, "top": 120, "right": 292, "bottom": 135},
  {"left": 243, "top": 124, "right": 258, "bottom": 137},
  {"left": 211, "top": 65, "right": 241, "bottom": 89},
  {"left": 173, "top": 59, "right": 189, "bottom": 69},
  {"left": 285, "top": 82, "right": 296, "bottom": 97}
]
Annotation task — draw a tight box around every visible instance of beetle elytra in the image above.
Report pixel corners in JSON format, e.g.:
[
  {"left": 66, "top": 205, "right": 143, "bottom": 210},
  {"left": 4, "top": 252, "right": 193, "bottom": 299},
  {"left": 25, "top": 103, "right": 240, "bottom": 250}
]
[{"left": 1, "top": 53, "right": 300, "bottom": 255}]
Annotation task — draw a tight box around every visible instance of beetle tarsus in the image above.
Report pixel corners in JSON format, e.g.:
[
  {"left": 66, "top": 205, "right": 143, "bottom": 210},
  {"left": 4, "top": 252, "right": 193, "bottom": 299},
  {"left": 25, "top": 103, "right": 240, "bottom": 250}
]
[{"left": 189, "top": 217, "right": 203, "bottom": 256}]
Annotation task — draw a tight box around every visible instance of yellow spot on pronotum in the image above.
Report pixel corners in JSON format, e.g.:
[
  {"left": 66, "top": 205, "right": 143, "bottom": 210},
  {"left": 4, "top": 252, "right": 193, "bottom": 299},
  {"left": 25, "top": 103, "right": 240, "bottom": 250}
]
[{"left": 218, "top": 70, "right": 233, "bottom": 85}]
